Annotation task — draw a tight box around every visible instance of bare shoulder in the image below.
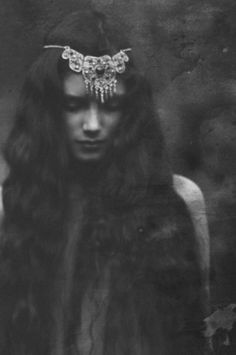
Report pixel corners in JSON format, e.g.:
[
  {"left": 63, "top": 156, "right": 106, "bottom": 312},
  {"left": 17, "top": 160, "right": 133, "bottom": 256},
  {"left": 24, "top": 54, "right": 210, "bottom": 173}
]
[
  {"left": 173, "top": 174, "right": 210, "bottom": 273},
  {"left": 173, "top": 174, "right": 208, "bottom": 234},
  {"left": 173, "top": 174, "right": 205, "bottom": 208}
]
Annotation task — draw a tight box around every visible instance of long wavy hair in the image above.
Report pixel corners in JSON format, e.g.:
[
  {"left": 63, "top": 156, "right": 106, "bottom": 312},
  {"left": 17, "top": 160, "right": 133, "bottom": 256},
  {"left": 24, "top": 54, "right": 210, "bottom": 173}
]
[{"left": 0, "top": 10, "right": 206, "bottom": 355}]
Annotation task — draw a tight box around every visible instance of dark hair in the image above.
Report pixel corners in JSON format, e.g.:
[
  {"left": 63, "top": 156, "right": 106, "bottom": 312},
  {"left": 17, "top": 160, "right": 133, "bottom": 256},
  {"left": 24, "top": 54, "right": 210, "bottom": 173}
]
[
  {"left": 0, "top": 10, "right": 206, "bottom": 355},
  {"left": 3, "top": 10, "right": 171, "bottom": 232},
  {"left": 45, "top": 10, "right": 131, "bottom": 55}
]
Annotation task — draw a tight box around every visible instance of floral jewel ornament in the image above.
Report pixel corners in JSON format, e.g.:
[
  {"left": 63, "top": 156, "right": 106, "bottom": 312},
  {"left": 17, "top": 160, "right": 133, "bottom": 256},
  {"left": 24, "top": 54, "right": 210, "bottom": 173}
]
[{"left": 44, "top": 45, "right": 131, "bottom": 103}]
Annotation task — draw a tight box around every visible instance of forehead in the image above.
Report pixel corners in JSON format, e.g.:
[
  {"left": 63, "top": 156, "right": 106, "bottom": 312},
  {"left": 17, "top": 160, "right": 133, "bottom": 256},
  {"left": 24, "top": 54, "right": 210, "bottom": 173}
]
[{"left": 63, "top": 72, "right": 126, "bottom": 97}]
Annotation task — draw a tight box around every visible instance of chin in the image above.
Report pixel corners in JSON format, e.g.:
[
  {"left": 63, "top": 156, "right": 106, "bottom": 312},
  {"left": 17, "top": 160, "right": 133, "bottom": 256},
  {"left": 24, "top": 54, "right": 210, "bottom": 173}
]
[{"left": 74, "top": 152, "right": 104, "bottom": 162}]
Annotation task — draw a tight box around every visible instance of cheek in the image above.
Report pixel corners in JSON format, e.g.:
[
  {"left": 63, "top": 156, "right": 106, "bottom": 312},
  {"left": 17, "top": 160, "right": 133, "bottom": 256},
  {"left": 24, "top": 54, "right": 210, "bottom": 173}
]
[
  {"left": 104, "top": 113, "right": 122, "bottom": 134},
  {"left": 64, "top": 113, "right": 82, "bottom": 136}
]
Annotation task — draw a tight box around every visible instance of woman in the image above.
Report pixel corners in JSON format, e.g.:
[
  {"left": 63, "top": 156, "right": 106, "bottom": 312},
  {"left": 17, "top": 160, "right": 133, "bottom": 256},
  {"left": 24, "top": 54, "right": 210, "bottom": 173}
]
[{"left": 0, "top": 10, "right": 209, "bottom": 355}]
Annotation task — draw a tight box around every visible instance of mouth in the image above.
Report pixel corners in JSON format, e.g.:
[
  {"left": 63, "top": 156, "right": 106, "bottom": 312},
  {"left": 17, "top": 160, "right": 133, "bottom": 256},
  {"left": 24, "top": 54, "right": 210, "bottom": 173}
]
[{"left": 75, "top": 140, "right": 105, "bottom": 149}]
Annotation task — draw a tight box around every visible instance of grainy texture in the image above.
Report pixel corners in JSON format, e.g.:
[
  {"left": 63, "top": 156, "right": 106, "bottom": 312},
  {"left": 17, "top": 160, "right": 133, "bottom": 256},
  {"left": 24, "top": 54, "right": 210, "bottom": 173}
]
[{"left": 0, "top": 0, "right": 236, "bottom": 351}]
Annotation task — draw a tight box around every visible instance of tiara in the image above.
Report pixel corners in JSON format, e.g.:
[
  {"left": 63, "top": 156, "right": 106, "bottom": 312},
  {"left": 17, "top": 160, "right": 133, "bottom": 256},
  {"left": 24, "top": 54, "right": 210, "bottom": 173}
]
[{"left": 44, "top": 45, "right": 131, "bottom": 102}]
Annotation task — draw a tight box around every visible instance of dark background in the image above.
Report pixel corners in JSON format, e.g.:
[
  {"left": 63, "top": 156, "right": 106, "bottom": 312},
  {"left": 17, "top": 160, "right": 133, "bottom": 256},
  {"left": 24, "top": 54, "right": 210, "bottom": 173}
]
[{"left": 0, "top": 0, "right": 236, "bottom": 349}]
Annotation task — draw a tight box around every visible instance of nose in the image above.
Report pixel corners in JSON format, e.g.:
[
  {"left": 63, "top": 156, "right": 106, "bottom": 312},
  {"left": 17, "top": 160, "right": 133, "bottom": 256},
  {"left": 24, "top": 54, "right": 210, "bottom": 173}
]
[{"left": 82, "top": 103, "right": 101, "bottom": 138}]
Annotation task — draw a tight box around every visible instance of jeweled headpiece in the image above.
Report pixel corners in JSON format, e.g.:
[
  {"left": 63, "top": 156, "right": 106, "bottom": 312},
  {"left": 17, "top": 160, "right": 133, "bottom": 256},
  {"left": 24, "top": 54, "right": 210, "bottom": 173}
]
[{"left": 44, "top": 45, "right": 131, "bottom": 102}]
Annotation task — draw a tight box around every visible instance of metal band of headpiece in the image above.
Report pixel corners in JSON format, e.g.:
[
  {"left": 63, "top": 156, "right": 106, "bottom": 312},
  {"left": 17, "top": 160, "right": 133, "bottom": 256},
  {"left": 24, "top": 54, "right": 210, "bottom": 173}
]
[{"left": 44, "top": 45, "right": 131, "bottom": 103}]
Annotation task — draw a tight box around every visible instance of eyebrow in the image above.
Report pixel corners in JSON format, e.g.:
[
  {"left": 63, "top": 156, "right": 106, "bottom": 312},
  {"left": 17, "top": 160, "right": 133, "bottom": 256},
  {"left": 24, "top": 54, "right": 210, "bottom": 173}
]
[
  {"left": 63, "top": 93, "right": 87, "bottom": 99},
  {"left": 63, "top": 93, "right": 127, "bottom": 101}
]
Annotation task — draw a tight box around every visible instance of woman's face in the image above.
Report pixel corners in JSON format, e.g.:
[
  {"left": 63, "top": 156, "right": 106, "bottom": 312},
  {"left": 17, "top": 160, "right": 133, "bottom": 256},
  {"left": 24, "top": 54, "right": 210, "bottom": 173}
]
[{"left": 62, "top": 72, "right": 126, "bottom": 162}]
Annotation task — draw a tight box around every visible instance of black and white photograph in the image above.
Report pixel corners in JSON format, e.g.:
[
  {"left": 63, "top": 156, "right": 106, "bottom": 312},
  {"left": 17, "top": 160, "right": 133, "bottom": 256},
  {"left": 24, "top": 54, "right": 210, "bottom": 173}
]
[{"left": 0, "top": 0, "right": 235, "bottom": 354}]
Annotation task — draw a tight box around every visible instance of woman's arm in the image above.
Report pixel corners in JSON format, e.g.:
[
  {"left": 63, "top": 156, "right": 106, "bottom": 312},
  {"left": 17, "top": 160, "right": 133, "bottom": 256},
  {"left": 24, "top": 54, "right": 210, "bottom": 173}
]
[
  {"left": 173, "top": 174, "right": 210, "bottom": 302},
  {"left": 0, "top": 185, "right": 3, "bottom": 235}
]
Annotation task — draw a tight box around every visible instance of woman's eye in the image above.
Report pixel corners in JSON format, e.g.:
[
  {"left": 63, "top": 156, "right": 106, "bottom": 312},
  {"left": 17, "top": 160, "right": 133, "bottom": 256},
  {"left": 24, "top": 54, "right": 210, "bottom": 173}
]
[
  {"left": 63, "top": 98, "right": 88, "bottom": 112},
  {"left": 101, "top": 98, "right": 125, "bottom": 111}
]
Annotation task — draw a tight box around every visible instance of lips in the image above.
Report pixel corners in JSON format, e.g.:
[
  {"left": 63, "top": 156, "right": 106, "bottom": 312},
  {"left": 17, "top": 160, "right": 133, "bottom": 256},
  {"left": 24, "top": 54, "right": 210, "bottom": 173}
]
[{"left": 75, "top": 140, "right": 105, "bottom": 149}]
